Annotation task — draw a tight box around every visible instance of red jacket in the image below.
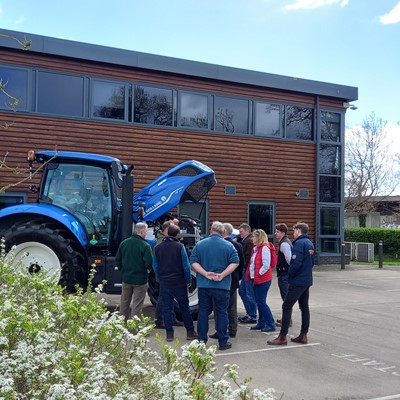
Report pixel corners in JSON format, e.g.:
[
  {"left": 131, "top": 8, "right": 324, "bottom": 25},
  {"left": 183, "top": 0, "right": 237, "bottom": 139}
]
[{"left": 246, "top": 243, "right": 272, "bottom": 284}]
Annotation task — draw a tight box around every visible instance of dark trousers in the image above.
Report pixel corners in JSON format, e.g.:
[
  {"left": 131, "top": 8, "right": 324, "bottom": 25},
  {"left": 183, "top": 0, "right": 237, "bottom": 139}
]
[
  {"left": 280, "top": 284, "right": 310, "bottom": 335},
  {"left": 198, "top": 288, "right": 230, "bottom": 346},
  {"left": 160, "top": 285, "right": 194, "bottom": 333},
  {"left": 277, "top": 274, "right": 289, "bottom": 301},
  {"left": 213, "top": 288, "right": 238, "bottom": 336}
]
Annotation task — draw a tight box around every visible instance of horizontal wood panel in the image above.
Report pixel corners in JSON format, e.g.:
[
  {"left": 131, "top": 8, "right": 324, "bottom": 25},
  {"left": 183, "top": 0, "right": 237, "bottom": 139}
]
[{"left": 0, "top": 113, "right": 317, "bottom": 240}]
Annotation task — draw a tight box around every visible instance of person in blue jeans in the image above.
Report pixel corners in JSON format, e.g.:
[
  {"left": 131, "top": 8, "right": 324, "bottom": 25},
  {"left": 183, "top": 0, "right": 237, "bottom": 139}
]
[
  {"left": 237, "top": 223, "right": 258, "bottom": 324},
  {"left": 246, "top": 229, "right": 276, "bottom": 333},
  {"left": 190, "top": 221, "right": 239, "bottom": 351},
  {"left": 153, "top": 223, "right": 197, "bottom": 342},
  {"left": 268, "top": 222, "right": 315, "bottom": 346}
]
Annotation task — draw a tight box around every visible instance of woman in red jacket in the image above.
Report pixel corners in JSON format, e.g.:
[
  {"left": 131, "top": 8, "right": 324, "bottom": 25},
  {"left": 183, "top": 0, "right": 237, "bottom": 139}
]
[{"left": 246, "top": 229, "right": 276, "bottom": 332}]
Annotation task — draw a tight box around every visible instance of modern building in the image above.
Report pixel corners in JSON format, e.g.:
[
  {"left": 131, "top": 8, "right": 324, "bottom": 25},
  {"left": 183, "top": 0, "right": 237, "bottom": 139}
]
[{"left": 0, "top": 28, "right": 358, "bottom": 264}]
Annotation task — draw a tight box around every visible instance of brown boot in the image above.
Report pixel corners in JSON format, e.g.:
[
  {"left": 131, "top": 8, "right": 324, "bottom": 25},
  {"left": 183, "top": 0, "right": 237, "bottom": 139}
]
[
  {"left": 166, "top": 331, "right": 174, "bottom": 342},
  {"left": 291, "top": 333, "right": 308, "bottom": 344},
  {"left": 186, "top": 330, "right": 198, "bottom": 340},
  {"left": 267, "top": 334, "right": 287, "bottom": 346}
]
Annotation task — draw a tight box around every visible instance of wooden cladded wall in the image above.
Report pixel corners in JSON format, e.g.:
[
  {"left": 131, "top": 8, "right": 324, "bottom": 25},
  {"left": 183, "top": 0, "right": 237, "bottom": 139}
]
[{"left": 0, "top": 47, "right": 346, "bottom": 241}]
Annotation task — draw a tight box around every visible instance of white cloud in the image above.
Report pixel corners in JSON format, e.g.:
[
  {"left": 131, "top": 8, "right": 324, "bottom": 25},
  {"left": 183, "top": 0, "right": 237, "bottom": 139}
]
[
  {"left": 15, "top": 16, "right": 25, "bottom": 25},
  {"left": 284, "top": 0, "right": 349, "bottom": 11},
  {"left": 379, "top": 1, "right": 400, "bottom": 24}
]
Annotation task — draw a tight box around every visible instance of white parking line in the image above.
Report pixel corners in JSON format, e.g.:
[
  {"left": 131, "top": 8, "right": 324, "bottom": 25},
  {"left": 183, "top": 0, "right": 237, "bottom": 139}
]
[
  {"left": 366, "top": 395, "right": 400, "bottom": 400},
  {"left": 215, "top": 342, "right": 320, "bottom": 357}
]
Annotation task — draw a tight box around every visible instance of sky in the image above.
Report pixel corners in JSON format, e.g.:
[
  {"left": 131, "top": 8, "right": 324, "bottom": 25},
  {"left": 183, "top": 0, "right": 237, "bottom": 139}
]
[{"left": 1, "top": 0, "right": 399, "bottom": 140}]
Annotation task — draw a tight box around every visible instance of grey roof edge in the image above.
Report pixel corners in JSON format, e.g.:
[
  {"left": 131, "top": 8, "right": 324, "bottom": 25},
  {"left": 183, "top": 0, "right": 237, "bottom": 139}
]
[{"left": 0, "top": 28, "right": 358, "bottom": 102}]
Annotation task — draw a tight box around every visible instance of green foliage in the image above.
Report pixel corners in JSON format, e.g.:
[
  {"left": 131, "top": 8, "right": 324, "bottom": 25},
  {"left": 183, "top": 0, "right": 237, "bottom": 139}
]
[
  {"left": 0, "top": 239, "right": 276, "bottom": 400},
  {"left": 345, "top": 227, "right": 400, "bottom": 256}
]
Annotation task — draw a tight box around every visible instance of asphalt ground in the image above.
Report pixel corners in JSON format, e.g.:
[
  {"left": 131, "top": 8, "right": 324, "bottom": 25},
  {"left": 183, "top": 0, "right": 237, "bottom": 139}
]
[{"left": 101, "top": 264, "right": 400, "bottom": 400}]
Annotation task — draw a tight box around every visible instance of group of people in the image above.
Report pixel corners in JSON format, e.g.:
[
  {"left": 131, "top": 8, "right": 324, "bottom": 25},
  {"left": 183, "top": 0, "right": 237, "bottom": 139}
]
[{"left": 115, "top": 218, "right": 315, "bottom": 351}]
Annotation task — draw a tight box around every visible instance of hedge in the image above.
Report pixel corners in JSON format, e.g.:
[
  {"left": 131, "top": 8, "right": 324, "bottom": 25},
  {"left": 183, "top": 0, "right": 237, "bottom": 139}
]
[{"left": 344, "top": 228, "right": 400, "bottom": 256}]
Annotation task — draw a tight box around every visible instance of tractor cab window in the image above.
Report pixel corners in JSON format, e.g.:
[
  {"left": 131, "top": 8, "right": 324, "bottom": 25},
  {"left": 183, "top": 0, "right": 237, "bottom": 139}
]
[{"left": 42, "top": 163, "right": 112, "bottom": 245}]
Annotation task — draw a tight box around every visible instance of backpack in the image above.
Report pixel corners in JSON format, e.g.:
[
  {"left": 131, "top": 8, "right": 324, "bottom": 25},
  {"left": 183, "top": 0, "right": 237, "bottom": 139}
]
[{"left": 267, "top": 242, "right": 278, "bottom": 268}]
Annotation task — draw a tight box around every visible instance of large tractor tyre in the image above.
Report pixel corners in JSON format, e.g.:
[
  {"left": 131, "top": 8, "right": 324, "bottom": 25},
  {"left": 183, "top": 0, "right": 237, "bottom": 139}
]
[
  {"left": 2, "top": 220, "right": 87, "bottom": 293},
  {"left": 147, "top": 269, "right": 199, "bottom": 321}
]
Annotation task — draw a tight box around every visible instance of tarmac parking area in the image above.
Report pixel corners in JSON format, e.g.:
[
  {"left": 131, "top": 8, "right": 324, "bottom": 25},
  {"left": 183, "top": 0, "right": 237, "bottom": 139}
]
[{"left": 103, "top": 265, "right": 400, "bottom": 400}]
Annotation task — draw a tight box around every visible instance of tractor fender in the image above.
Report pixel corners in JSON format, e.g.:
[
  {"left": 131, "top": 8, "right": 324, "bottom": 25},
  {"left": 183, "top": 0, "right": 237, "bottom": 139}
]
[{"left": 0, "top": 203, "right": 88, "bottom": 247}]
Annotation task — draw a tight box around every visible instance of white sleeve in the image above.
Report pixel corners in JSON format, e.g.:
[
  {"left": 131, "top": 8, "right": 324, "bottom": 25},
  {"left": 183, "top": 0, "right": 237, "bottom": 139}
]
[
  {"left": 280, "top": 242, "right": 292, "bottom": 265},
  {"left": 259, "top": 246, "right": 271, "bottom": 275}
]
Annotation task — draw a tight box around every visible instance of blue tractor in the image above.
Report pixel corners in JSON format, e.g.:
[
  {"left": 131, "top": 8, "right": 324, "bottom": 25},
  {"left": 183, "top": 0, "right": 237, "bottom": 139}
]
[{"left": 0, "top": 150, "right": 216, "bottom": 317}]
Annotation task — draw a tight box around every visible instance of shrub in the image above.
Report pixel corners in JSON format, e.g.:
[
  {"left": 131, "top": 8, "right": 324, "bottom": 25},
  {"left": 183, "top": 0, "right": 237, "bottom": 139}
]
[
  {"left": 345, "top": 228, "right": 400, "bottom": 256},
  {"left": 0, "top": 239, "right": 275, "bottom": 400}
]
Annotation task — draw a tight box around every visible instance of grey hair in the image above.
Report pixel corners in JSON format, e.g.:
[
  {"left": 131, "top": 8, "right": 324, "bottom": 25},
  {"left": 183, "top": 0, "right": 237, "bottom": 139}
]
[
  {"left": 134, "top": 222, "right": 148, "bottom": 234},
  {"left": 223, "top": 223, "right": 234, "bottom": 235},
  {"left": 211, "top": 221, "right": 224, "bottom": 234}
]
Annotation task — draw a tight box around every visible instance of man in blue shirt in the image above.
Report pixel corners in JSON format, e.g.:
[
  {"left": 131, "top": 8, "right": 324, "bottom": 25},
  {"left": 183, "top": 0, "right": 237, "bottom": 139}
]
[{"left": 190, "top": 221, "right": 239, "bottom": 351}]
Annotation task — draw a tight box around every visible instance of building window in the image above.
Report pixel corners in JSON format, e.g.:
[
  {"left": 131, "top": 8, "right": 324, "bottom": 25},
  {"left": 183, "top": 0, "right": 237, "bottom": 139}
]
[
  {"left": 179, "top": 92, "right": 208, "bottom": 129},
  {"left": 0, "top": 66, "right": 28, "bottom": 110},
  {"left": 319, "top": 144, "right": 341, "bottom": 175},
  {"left": 214, "top": 96, "right": 248, "bottom": 134},
  {"left": 92, "top": 80, "right": 126, "bottom": 120},
  {"left": 321, "top": 111, "right": 341, "bottom": 142},
  {"left": 134, "top": 85, "right": 172, "bottom": 126},
  {"left": 285, "top": 105, "right": 313, "bottom": 140},
  {"left": 248, "top": 201, "right": 275, "bottom": 240},
  {"left": 254, "top": 102, "right": 281, "bottom": 137},
  {"left": 0, "top": 192, "right": 27, "bottom": 210},
  {"left": 320, "top": 207, "right": 340, "bottom": 235},
  {"left": 38, "top": 71, "right": 84, "bottom": 117},
  {"left": 319, "top": 176, "right": 341, "bottom": 203}
]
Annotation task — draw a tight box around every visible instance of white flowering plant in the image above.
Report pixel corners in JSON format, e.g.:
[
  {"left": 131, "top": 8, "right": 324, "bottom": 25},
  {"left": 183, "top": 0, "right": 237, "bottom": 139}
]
[{"left": 0, "top": 238, "right": 276, "bottom": 400}]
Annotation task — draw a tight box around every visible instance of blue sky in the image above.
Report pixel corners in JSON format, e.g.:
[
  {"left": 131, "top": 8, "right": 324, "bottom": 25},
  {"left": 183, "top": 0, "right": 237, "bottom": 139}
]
[{"left": 1, "top": 0, "right": 399, "bottom": 131}]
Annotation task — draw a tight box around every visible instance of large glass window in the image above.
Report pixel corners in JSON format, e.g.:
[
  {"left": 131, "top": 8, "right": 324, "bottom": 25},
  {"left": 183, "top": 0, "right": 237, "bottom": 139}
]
[
  {"left": 134, "top": 85, "right": 172, "bottom": 126},
  {"left": 319, "top": 176, "right": 341, "bottom": 203},
  {"left": 321, "top": 111, "right": 341, "bottom": 142},
  {"left": 320, "top": 207, "right": 340, "bottom": 235},
  {"left": 179, "top": 92, "right": 208, "bottom": 129},
  {"left": 248, "top": 201, "right": 275, "bottom": 241},
  {"left": 38, "top": 71, "right": 84, "bottom": 117},
  {"left": 92, "top": 80, "right": 126, "bottom": 120},
  {"left": 285, "top": 105, "right": 313, "bottom": 140},
  {"left": 254, "top": 102, "right": 281, "bottom": 137},
  {"left": 0, "top": 66, "right": 28, "bottom": 110},
  {"left": 214, "top": 96, "right": 248, "bottom": 134},
  {"left": 319, "top": 144, "right": 341, "bottom": 175}
]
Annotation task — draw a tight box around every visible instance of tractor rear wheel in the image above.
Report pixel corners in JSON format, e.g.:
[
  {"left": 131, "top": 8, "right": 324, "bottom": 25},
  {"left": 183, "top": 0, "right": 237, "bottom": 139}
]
[{"left": 3, "top": 220, "right": 86, "bottom": 292}]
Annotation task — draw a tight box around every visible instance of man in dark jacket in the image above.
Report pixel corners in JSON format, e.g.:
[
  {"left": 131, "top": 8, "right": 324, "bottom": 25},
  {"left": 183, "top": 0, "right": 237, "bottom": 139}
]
[
  {"left": 237, "top": 223, "right": 257, "bottom": 324},
  {"left": 116, "top": 222, "right": 153, "bottom": 321},
  {"left": 153, "top": 223, "right": 197, "bottom": 342},
  {"left": 268, "top": 222, "right": 315, "bottom": 346}
]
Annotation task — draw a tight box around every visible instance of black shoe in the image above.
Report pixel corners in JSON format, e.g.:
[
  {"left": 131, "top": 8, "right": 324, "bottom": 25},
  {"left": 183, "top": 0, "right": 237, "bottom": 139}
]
[
  {"left": 229, "top": 332, "right": 236, "bottom": 338},
  {"left": 238, "top": 315, "right": 249, "bottom": 322},
  {"left": 250, "top": 325, "right": 265, "bottom": 330},
  {"left": 154, "top": 323, "right": 165, "bottom": 329},
  {"left": 261, "top": 327, "right": 276, "bottom": 333},
  {"left": 240, "top": 316, "right": 257, "bottom": 324},
  {"left": 219, "top": 342, "right": 232, "bottom": 351},
  {"left": 166, "top": 331, "right": 174, "bottom": 342},
  {"left": 209, "top": 332, "right": 218, "bottom": 339}
]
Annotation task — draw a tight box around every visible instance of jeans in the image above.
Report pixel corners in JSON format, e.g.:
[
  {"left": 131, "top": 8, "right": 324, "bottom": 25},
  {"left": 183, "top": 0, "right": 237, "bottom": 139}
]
[
  {"left": 238, "top": 269, "right": 257, "bottom": 319},
  {"left": 278, "top": 274, "right": 289, "bottom": 301},
  {"left": 120, "top": 282, "right": 148, "bottom": 321},
  {"left": 253, "top": 280, "right": 275, "bottom": 329},
  {"left": 155, "top": 294, "right": 176, "bottom": 325},
  {"left": 198, "top": 288, "right": 230, "bottom": 346},
  {"left": 280, "top": 284, "right": 310, "bottom": 335},
  {"left": 160, "top": 285, "right": 194, "bottom": 333}
]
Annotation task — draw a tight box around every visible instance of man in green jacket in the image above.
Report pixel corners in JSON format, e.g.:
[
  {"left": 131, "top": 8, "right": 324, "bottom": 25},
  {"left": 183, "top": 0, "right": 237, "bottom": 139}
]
[{"left": 116, "top": 222, "right": 153, "bottom": 321}]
